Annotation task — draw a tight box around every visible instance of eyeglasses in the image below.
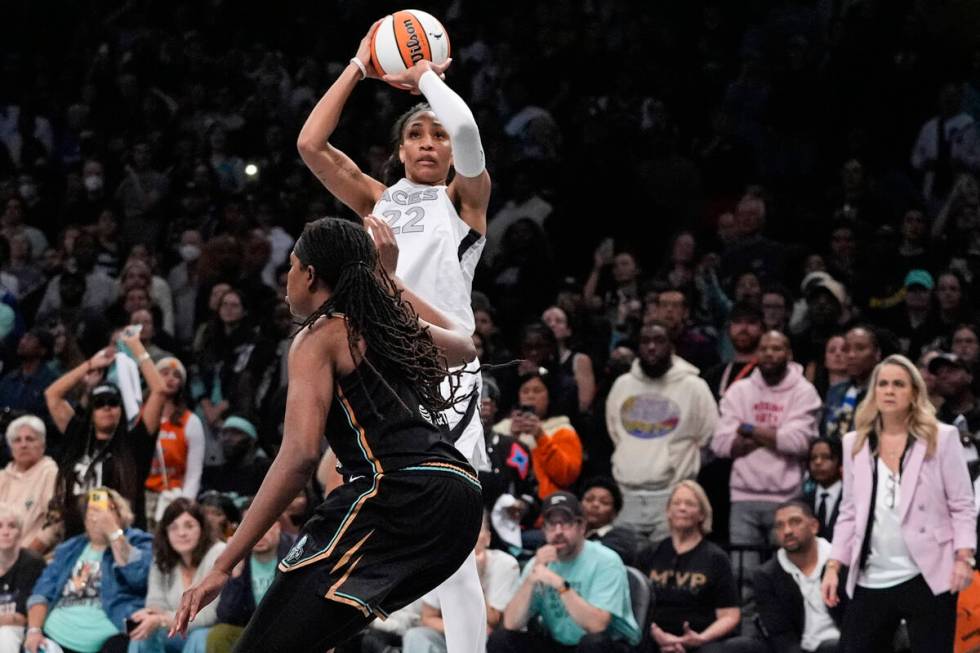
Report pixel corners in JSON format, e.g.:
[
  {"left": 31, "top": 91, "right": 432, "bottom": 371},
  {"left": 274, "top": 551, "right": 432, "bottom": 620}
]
[
  {"left": 885, "top": 471, "right": 898, "bottom": 510},
  {"left": 92, "top": 396, "right": 121, "bottom": 409},
  {"left": 543, "top": 517, "right": 580, "bottom": 531}
]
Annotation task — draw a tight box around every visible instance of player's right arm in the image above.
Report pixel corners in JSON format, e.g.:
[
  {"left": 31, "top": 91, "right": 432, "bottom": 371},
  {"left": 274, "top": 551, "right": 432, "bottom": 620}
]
[{"left": 296, "top": 20, "right": 387, "bottom": 217}]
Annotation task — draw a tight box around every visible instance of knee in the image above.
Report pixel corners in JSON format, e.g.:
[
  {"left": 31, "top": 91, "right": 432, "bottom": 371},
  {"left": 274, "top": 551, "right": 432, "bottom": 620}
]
[
  {"left": 487, "top": 628, "right": 524, "bottom": 653},
  {"left": 575, "top": 632, "right": 613, "bottom": 653}
]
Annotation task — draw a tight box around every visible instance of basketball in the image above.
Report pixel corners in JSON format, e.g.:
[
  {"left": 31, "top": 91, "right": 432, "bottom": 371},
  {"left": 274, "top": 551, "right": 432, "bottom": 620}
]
[{"left": 370, "top": 10, "right": 451, "bottom": 78}]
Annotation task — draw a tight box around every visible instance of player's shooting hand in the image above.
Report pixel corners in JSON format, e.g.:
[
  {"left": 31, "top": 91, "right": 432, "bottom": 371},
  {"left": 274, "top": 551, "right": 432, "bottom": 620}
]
[
  {"left": 354, "top": 19, "right": 385, "bottom": 80},
  {"left": 383, "top": 59, "right": 451, "bottom": 94}
]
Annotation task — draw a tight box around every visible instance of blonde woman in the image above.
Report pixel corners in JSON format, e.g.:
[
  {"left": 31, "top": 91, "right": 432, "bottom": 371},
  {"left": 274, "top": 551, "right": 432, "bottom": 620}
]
[
  {"left": 821, "top": 354, "right": 976, "bottom": 653},
  {"left": 637, "top": 481, "right": 757, "bottom": 653}
]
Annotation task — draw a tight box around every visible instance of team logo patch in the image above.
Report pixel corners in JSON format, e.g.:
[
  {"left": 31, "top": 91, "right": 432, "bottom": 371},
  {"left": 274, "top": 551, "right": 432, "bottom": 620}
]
[
  {"left": 620, "top": 394, "right": 681, "bottom": 439},
  {"left": 418, "top": 404, "right": 434, "bottom": 425},
  {"left": 506, "top": 443, "right": 530, "bottom": 479},
  {"left": 283, "top": 534, "right": 308, "bottom": 565}
]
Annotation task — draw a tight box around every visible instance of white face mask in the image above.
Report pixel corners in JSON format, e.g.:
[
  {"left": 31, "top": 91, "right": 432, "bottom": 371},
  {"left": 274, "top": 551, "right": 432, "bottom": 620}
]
[
  {"left": 179, "top": 244, "right": 201, "bottom": 262},
  {"left": 83, "top": 175, "right": 103, "bottom": 192}
]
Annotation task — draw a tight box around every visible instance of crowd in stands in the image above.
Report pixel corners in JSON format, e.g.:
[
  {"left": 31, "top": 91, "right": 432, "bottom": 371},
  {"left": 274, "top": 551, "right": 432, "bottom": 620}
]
[{"left": 1, "top": 0, "right": 980, "bottom": 651}]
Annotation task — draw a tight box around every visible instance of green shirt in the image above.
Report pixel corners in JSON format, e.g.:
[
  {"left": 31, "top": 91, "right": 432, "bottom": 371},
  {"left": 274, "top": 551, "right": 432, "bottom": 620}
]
[
  {"left": 250, "top": 555, "right": 277, "bottom": 604},
  {"left": 523, "top": 540, "right": 640, "bottom": 646},
  {"left": 44, "top": 544, "right": 119, "bottom": 653}
]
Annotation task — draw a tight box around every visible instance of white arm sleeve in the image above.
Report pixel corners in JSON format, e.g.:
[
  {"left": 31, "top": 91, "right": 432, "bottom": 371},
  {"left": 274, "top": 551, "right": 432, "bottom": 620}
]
[
  {"left": 418, "top": 70, "right": 485, "bottom": 178},
  {"left": 181, "top": 413, "right": 205, "bottom": 499}
]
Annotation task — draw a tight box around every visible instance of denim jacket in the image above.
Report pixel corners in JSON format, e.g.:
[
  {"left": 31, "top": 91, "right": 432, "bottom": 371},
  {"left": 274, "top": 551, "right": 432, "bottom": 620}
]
[{"left": 27, "top": 528, "right": 153, "bottom": 631}]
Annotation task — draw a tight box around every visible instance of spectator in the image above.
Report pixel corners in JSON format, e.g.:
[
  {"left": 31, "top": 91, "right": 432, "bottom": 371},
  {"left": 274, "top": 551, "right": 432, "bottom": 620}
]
[
  {"left": 703, "top": 302, "right": 763, "bottom": 401},
  {"left": 821, "top": 355, "right": 976, "bottom": 653},
  {"left": 4, "top": 231, "right": 44, "bottom": 301},
  {"left": 791, "top": 275, "right": 849, "bottom": 369},
  {"left": 25, "top": 488, "right": 153, "bottom": 653},
  {"left": 479, "top": 378, "right": 538, "bottom": 553},
  {"left": 115, "top": 142, "right": 170, "bottom": 248},
  {"left": 128, "top": 309, "right": 172, "bottom": 364},
  {"left": 579, "top": 477, "right": 641, "bottom": 567},
  {"left": 638, "top": 481, "right": 761, "bottom": 653},
  {"left": 144, "top": 358, "right": 204, "bottom": 528},
  {"left": 36, "top": 232, "right": 116, "bottom": 321},
  {"left": 403, "top": 513, "right": 520, "bottom": 652},
  {"left": 206, "top": 517, "right": 287, "bottom": 653},
  {"left": 712, "top": 331, "right": 821, "bottom": 596},
  {"left": 0, "top": 502, "right": 45, "bottom": 652},
  {"left": 127, "top": 498, "right": 225, "bottom": 652},
  {"left": 0, "top": 415, "right": 58, "bottom": 553},
  {"left": 0, "top": 195, "right": 48, "bottom": 264},
  {"left": 719, "top": 190, "right": 784, "bottom": 288},
  {"left": 0, "top": 328, "right": 57, "bottom": 420},
  {"left": 822, "top": 326, "right": 881, "bottom": 439},
  {"left": 805, "top": 335, "right": 849, "bottom": 400},
  {"left": 92, "top": 209, "right": 121, "bottom": 278},
  {"left": 44, "top": 331, "right": 166, "bottom": 536},
  {"left": 492, "top": 370, "right": 582, "bottom": 500},
  {"left": 200, "top": 417, "right": 269, "bottom": 497},
  {"left": 930, "top": 352, "right": 980, "bottom": 442},
  {"left": 651, "top": 288, "right": 719, "bottom": 373},
  {"left": 934, "top": 270, "right": 977, "bottom": 334},
  {"left": 918, "top": 349, "right": 946, "bottom": 410},
  {"left": 950, "top": 323, "right": 980, "bottom": 371},
  {"left": 196, "top": 492, "right": 240, "bottom": 543},
  {"left": 801, "top": 437, "right": 843, "bottom": 544},
  {"left": 911, "top": 83, "right": 975, "bottom": 208},
  {"left": 760, "top": 285, "right": 791, "bottom": 334},
  {"left": 542, "top": 306, "right": 597, "bottom": 414},
  {"left": 167, "top": 230, "right": 203, "bottom": 348},
  {"left": 606, "top": 322, "right": 717, "bottom": 541},
  {"left": 885, "top": 270, "right": 940, "bottom": 360},
  {"left": 492, "top": 491, "right": 641, "bottom": 653},
  {"left": 482, "top": 163, "right": 553, "bottom": 268},
  {"left": 754, "top": 501, "right": 846, "bottom": 653}
]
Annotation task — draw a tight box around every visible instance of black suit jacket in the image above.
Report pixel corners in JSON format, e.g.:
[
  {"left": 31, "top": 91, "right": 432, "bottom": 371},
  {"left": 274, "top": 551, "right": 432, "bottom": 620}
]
[
  {"left": 803, "top": 487, "right": 841, "bottom": 542},
  {"left": 753, "top": 555, "right": 848, "bottom": 653}
]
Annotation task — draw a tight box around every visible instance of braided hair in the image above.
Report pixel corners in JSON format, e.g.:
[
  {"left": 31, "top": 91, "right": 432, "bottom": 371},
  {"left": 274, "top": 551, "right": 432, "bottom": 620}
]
[{"left": 294, "top": 217, "right": 464, "bottom": 415}]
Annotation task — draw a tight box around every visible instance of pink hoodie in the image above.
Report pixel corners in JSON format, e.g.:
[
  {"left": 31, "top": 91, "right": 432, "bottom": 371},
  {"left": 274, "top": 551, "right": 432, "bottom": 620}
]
[{"left": 711, "top": 362, "right": 822, "bottom": 503}]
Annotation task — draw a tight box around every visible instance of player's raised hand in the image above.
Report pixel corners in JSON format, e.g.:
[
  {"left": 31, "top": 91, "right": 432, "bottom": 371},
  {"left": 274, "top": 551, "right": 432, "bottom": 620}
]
[
  {"left": 353, "top": 19, "right": 385, "bottom": 80},
  {"left": 383, "top": 58, "right": 451, "bottom": 94},
  {"left": 364, "top": 214, "right": 399, "bottom": 274}
]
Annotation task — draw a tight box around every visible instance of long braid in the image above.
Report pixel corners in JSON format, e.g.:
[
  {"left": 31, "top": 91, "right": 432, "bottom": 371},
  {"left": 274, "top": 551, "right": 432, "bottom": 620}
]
[{"left": 295, "top": 218, "right": 465, "bottom": 417}]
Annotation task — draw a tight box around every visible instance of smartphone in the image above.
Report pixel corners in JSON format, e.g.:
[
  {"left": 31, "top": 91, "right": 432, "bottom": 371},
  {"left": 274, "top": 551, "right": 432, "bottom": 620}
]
[
  {"left": 125, "top": 617, "right": 138, "bottom": 634},
  {"left": 518, "top": 404, "right": 536, "bottom": 415},
  {"left": 88, "top": 489, "right": 110, "bottom": 511}
]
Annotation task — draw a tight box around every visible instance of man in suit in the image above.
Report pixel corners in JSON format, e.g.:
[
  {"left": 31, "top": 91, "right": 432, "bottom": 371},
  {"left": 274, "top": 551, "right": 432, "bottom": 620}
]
[
  {"left": 754, "top": 501, "right": 846, "bottom": 653},
  {"left": 802, "top": 437, "right": 843, "bottom": 541}
]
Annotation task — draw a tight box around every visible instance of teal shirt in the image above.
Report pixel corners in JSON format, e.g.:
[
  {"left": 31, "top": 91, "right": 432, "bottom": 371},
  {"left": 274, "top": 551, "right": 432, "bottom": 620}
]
[
  {"left": 43, "top": 544, "right": 120, "bottom": 653},
  {"left": 523, "top": 540, "right": 640, "bottom": 646},
  {"left": 250, "top": 556, "right": 277, "bottom": 604}
]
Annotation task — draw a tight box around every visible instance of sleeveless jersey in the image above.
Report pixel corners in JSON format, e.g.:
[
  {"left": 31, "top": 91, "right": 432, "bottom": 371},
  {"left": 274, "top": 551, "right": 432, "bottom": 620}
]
[
  {"left": 145, "top": 409, "right": 191, "bottom": 492},
  {"left": 372, "top": 178, "right": 484, "bottom": 334},
  {"left": 327, "top": 350, "right": 470, "bottom": 479},
  {"left": 372, "top": 178, "right": 489, "bottom": 470}
]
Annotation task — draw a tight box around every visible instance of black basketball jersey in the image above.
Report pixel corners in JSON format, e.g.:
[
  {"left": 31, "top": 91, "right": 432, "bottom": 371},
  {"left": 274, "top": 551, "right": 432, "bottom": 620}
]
[{"left": 327, "top": 351, "right": 469, "bottom": 478}]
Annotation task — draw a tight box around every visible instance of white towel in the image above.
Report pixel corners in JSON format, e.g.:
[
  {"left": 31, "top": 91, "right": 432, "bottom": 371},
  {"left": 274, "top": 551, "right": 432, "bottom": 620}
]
[{"left": 112, "top": 352, "right": 143, "bottom": 425}]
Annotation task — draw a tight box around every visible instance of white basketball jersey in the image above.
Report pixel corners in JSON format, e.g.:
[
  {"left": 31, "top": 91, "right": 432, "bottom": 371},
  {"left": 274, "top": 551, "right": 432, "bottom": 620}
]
[
  {"left": 372, "top": 178, "right": 484, "bottom": 334},
  {"left": 372, "top": 178, "right": 489, "bottom": 470}
]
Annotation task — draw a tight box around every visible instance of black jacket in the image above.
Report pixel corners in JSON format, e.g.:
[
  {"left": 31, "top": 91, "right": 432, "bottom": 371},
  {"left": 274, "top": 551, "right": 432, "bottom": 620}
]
[
  {"left": 215, "top": 533, "right": 294, "bottom": 626},
  {"left": 753, "top": 554, "right": 848, "bottom": 653},
  {"left": 802, "top": 487, "right": 841, "bottom": 542}
]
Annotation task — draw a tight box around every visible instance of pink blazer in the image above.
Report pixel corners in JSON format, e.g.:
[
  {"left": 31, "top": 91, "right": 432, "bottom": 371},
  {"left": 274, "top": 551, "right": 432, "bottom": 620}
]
[{"left": 831, "top": 423, "right": 976, "bottom": 597}]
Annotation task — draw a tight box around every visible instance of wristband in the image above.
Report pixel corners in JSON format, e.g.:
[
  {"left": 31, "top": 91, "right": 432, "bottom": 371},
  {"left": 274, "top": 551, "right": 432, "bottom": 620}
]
[
  {"left": 349, "top": 57, "right": 367, "bottom": 80},
  {"left": 109, "top": 528, "right": 125, "bottom": 542},
  {"left": 27, "top": 626, "right": 41, "bottom": 634},
  {"left": 137, "top": 351, "right": 151, "bottom": 363}
]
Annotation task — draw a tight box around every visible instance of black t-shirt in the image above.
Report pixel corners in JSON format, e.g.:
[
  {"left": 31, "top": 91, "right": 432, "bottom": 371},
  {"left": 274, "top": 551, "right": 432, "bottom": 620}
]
[
  {"left": 61, "top": 415, "right": 157, "bottom": 534},
  {"left": 636, "top": 537, "right": 739, "bottom": 636},
  {"left": 202, "top": 456, "right": 271, "bottom": 498},
  {"left": 0, "top": 549, "right": 45, "bottom": 616}
]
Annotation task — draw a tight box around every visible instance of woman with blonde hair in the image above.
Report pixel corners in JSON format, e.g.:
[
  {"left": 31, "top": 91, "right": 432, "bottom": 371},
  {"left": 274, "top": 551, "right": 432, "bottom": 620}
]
[
  {"left": 821, "top": 354, "right": 976, "bottom": 653},
  {"left": 638, "top": 481, "right": 759, "bottom": 653}
]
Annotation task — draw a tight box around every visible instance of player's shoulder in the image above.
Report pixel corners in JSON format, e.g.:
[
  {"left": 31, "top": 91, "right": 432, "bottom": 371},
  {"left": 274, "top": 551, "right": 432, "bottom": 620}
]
[{"left": 290, "top": 313, "right": 350, "bottom": 362}]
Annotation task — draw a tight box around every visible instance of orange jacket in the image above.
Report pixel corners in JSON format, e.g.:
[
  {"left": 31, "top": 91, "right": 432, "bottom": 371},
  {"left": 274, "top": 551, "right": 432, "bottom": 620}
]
[{"left": 494, "top": 415, "right": 583, "bottom": 499}]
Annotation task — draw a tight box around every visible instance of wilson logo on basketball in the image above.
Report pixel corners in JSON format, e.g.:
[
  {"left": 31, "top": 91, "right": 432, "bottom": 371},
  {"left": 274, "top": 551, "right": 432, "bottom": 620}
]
[{"left": 403, "top": 18, "right": 424, "bottom": 64}]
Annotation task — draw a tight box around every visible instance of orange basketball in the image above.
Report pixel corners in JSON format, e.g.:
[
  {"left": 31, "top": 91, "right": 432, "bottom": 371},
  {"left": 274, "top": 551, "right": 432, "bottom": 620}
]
[{"left": 370, "top": 10, "right": 451, "bottom": 80}]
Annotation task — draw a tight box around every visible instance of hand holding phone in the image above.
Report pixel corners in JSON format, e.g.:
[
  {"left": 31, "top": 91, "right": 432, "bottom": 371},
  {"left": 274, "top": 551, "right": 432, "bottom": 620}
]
[{"left": 88, "top": 489, "right": 110, "bottom": 512}]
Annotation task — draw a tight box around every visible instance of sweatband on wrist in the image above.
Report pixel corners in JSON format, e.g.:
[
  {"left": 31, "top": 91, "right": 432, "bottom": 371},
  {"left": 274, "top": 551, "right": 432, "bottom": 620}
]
[{"left": 349, "top": 57, "right": 366, "bottom": 80}]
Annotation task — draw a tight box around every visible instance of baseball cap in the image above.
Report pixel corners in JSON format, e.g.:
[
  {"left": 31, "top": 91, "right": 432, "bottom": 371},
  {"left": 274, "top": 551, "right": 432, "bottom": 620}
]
[
  {"left": 221, "top": 415, "right": 258, "bottom": 440},
  {"left": 91, "top": 383, "right": 121, "bottom": 400},
  {"left": 904, "top": 269, "right": 934, "bottom": 290},
  {"left": 541, "top": 491, "right": 583, "bottom": 521},
  {"left": 928, "top": 352, "right": 970, "bottom": 374}
]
